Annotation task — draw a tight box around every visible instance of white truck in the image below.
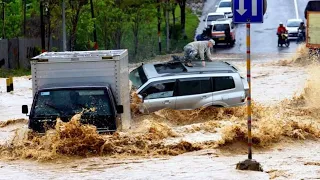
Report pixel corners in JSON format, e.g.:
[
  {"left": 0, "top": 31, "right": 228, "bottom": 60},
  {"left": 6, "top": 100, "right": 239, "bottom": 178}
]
[{"left": 22, "top": 50, "right": 131, "bottom": 133}]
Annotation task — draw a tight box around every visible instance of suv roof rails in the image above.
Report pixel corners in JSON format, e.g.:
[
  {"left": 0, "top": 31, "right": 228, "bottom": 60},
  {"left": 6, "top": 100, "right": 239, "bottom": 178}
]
[{"left": 158, "top": 70, "right": 235, "bottom": 77}]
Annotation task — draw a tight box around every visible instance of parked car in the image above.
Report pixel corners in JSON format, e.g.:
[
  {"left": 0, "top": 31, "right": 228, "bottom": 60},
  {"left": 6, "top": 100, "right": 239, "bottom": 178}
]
[
  {"left": 215, "top": 0, "right": 233, "bottom": 19},
  {"left": 286, "top": 19, "right": 304, "bottom": 39},
  {"left": 129, "top": 61, "right": 249, "bottom": 113},
  {"left": 203, "top": 12, "right": 227, "bottom": 27},
  {"left": 210, "top": 18, "right": 236, "bottom": 45}
]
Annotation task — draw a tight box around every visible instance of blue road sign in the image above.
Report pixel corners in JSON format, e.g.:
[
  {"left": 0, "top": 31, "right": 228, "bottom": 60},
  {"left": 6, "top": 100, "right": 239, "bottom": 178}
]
[{"left": 233, "top": 0, "right": 264, "bottom": 23}]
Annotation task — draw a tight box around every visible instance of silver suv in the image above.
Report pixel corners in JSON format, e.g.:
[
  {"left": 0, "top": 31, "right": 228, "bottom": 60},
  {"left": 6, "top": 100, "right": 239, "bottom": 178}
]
[{"left": 129, "top": 61, "right": 249, "bottom": 113}]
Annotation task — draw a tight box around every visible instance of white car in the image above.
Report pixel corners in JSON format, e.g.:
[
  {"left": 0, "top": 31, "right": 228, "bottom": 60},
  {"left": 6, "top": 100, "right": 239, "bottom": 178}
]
[
  {"left": 286, "top": 19, "right": 304, "bottom": 39},
  {"left": 215, "top": 0, "right": 233, "bottom": 18},
  {"left": 203, "top": 12, "right": 227, "bottom": 27}
]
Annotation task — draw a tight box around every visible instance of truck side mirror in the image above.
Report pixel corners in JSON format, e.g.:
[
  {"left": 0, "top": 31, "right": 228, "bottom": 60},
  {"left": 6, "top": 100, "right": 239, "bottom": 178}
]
[
  {"left": 116, "top": 105, "right": 124, "bottom": 114},
  {"left": 22, "top": 105, "right": 28, "bottom": 115}
]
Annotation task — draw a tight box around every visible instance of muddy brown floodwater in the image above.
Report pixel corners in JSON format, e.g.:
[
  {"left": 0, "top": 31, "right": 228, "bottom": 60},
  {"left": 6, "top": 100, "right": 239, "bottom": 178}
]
[{"left": 0, "top": 44, "right": 319, "bottom": 179}]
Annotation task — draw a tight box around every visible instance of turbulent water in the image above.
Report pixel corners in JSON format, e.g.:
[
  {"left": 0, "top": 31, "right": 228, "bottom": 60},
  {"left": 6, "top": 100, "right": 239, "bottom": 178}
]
[{"left": 0, "top": 44, "right": 319, "bottom": 162}]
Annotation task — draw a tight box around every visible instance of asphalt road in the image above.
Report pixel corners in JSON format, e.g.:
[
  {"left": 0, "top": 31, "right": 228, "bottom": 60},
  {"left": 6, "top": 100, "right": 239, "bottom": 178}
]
[{"left": 196, "top": 0, "right": 310, "bottom": 55}]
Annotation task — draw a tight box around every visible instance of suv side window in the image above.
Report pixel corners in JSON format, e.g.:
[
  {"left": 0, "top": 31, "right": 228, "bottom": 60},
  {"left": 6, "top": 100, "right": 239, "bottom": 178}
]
[
  {"left": 141, "top": 81, "right": 176, "bottom": 100},
  {"left": 178, "top": 78, "right": 212, "bottom": 96},
  {"left": 213, "top": 76, "right": 235, "bottom": 91}
]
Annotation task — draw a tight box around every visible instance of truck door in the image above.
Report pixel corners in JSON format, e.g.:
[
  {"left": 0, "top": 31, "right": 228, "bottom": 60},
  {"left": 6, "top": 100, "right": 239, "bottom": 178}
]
[{"left": 139, "top": 80, "right": 177, "bottom": 113}]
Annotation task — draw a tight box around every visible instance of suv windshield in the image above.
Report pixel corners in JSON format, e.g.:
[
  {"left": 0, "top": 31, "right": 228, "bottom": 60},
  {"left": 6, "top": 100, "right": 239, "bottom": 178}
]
[
  {"left": 287, "top": 21, "right": 301, "bottom": 27},
  {"left": 219, "top": 1, "right": 231, "bottom": 7},
  {"left": 129, "top": 66, "right": 148, "bottom": 89},
  {"left": 207, "top": 15, "right": 225, "bottom": 21},
  {"left": 33, "top": 89, "right": 113, "bottom": 117},
  {"left": 213, "top": 24, "right": 230, "bottom": 31}
]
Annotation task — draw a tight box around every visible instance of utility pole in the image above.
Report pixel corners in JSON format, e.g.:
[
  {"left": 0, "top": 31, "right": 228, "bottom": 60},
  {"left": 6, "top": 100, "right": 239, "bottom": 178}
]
[
  {"left": 62, "top": 0, "right": 66, "bottom": 51},
  {"left": 90, "top": 0, "right": 98, "bottom": 50},
  {"left": 1, "top": 1, "right": 4, "bottom": 39},
  {"left": 40, "top": 1, "right": 45, "bottom": 52},
  {"left": 23, "top": 0, "right": 26, "bottom": 36}
]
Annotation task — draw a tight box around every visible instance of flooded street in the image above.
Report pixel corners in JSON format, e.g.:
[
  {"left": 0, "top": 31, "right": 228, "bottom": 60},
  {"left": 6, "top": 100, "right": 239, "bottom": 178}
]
[
  {"left": 1, "top": 140, "right": 319, "bottom": 180},
  {"left": 0, "top": 45, "right": 320, "bottom": 179}
]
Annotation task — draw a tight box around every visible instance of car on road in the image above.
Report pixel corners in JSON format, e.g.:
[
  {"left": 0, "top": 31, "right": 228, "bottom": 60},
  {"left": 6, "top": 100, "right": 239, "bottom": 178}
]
[
  {"left": 215, "top": 0, "right": 233, "bottom": 19},
  {"left": 210, "top": 19, "right": 236, "bottom": 45},
  {"left": 286, "top": 19, "right": 304, "bottom": 39},
  {"left": 203, "top": 12, "right": 227, "bottom": 27},
  {"left": 129, "top": 61, "right": 249, "bottom": 113}
]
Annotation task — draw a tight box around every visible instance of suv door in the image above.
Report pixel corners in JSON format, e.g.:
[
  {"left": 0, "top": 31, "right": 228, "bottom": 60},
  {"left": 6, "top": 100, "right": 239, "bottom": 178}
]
[
  {"left": 139, "top": 80, "right": 177, "bottom": 113},
  {"left": 212, "top": 76, "right": 240, "bottom": 106},
  {"left": 175, "top": 77, "right": 213, "bottom": 110}
]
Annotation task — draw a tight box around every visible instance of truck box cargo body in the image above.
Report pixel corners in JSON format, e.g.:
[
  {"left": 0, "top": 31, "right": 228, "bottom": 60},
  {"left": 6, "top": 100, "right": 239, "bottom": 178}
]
[
  {"left": 306, "top": 12, "right": 320, "bottom": 48},
  {"left": 305, "top": 1, "right": 320, "bottom": 49},
  {"left": 25, "top": 50, "right": 131, "bottom": 132}
]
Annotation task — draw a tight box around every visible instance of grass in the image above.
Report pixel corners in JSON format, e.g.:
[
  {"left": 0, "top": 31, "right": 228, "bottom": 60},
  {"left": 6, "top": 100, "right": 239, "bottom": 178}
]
[{"left": 0, "top": 68, "right": 31, "bottom": 78}]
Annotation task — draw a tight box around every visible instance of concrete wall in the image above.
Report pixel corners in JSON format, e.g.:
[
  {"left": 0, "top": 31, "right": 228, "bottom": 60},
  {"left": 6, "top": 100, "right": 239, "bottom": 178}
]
[
  {"left": 0, "top": 39, "right": 8, "bottom": 69},
  {"left": 19, "top": 38, "right": 41, "bottom": 69},
  {"left": 1, "top": 38, "right": 63, "bottom": 69}
]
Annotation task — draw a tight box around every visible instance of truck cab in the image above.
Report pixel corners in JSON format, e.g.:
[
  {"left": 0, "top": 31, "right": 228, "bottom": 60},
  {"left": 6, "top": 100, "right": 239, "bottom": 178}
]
[{"left": 22, "top": 50, "right": 131, "bottom": 133}]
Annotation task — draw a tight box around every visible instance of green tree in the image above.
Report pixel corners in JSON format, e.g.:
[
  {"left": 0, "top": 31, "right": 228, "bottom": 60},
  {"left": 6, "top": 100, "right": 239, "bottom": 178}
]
[
  {"left": 1, "top": 0, "right": 22, "bottom": 38},
  {"left": 125, "top": 0, "right": 155, "bottom": 56},
  {"left": 66, "top": 0, "right": 87, "bottom": 50},
  {"left": 177, "top": 0, "right": 186, "bottom": 38}
]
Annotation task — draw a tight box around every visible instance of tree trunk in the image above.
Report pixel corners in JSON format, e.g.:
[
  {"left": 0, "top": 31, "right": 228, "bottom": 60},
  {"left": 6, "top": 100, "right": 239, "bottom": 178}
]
[
  {"left": 47, "top": 7, "right": 51, "bottom": 51},
  {"left": 166, "top": 0, "right": 170, "bottom": 52},
  {"left": 70, "top": 25, "right": 77, "bottom": 51},
  {"left": 179, "top": 0, "right": 187, "bottom": 38},
  {"left": 70, "top": 11, "right": 80, "bottom": 51},
  {"left": 115, "top": 0, "right": 121, "bottom": 49},
  {"left": 133, "top": 30, "right": 139, "bottom": 56},
  {"left": 172, "top": 3, "right": 176, "bottom": 26},
  {"left": 157, "top": 0, "right": 161, "bottom": 53}
]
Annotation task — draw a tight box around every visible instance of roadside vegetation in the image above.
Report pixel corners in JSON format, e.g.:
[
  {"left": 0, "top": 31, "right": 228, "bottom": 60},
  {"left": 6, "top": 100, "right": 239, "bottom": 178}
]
[
  {"left": 0, "top": 0, "right": 199, "bottom": 63},
  {"left": 0, "top": 68, "right": 31, "bottom": 78}
]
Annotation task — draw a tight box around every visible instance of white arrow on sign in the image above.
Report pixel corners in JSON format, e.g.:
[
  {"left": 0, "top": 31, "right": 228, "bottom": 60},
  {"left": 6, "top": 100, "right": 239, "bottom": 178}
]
[
  {"left": 252, "top": 0, "right": 257, "bottom": 16},
  {"left": 236, "top": 0, "right": 247, "bottom": 15}
]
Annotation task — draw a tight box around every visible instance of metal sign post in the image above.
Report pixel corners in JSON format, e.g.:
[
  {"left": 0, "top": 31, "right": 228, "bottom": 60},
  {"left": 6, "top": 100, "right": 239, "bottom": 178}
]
[
  {"left": 232, "top": 0, "right": 267, "bottom": 171},
  {"left": 246, "top": 23, "right": 252, "bottom": 160}
]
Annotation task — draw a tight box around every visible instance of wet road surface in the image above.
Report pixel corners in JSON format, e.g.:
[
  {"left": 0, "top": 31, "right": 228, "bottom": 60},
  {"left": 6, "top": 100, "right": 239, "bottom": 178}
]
[{"left": 196, "top": 0, "right": 310, "bottom": 55}]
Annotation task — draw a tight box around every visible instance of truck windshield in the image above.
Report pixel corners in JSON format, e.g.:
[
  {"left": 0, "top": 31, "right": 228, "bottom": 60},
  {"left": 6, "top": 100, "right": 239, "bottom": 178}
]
[
  {"left": 129, "top": 66, "right": 148, "bottom": 89},
  {"left": 219, "top": 1, "right": 231, "bottom": 8},
  {"left": 33, "top": 89, "right": 113, "bottom": 117},
  {"left": 287, "top": 21, "right": 301, "bottom": 27}
]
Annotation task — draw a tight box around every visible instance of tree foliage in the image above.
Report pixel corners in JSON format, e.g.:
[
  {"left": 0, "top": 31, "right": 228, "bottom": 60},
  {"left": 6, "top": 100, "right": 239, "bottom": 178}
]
[{"left": 1, "top": 0, "right": 197, "bottom": 61}]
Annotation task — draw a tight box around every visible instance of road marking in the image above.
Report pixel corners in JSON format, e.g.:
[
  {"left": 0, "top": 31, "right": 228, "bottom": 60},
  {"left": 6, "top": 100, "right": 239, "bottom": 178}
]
[
  {"left": 252, "top": 0, "right": 257, "bottom": 16},
  {"left": 294, "top": 0, "right": 299, "bottom": 18},
  {"left": 236, "top": 0, "right": 247, "bottom": 16}
]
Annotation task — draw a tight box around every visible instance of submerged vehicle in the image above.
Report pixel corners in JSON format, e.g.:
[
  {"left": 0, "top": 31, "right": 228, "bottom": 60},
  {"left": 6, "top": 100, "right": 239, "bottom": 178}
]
[
  {"left": 129, "top": 61, "right": 249, "bottom": 113},
  {"left": 22, "top": 50, "right": 131, "bottom": 133}
]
